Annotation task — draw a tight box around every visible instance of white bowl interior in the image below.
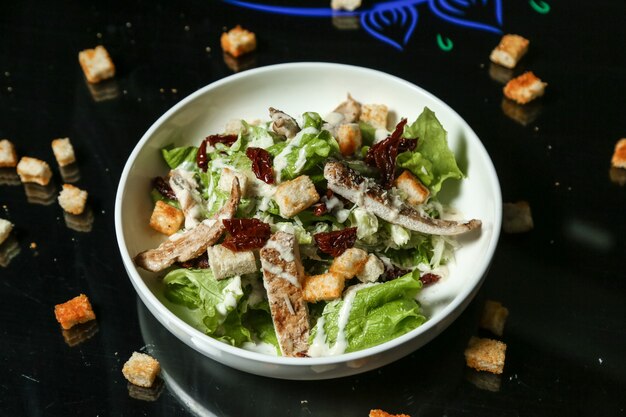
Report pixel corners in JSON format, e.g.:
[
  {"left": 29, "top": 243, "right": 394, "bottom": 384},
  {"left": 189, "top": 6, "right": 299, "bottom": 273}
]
[{"left": 116, "top": 63, "right": 501, "bottom": 379}]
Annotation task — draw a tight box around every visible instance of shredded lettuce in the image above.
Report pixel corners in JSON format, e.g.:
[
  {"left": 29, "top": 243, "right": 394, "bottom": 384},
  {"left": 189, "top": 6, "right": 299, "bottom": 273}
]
[
  {"left": 310, "top": 273, "right": 425, "bottom": 353},
  {"left": 399, "top": 107, "right": 464, "bottom": 195},
  {"left": 161, "top": 145, "right": 198, "bottom": 170}
]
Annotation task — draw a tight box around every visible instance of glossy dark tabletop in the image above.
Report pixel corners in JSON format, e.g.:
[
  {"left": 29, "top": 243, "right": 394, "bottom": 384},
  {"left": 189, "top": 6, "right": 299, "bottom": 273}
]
[{"left": 1, "top": 1, "right": 625, "bottom": 416}]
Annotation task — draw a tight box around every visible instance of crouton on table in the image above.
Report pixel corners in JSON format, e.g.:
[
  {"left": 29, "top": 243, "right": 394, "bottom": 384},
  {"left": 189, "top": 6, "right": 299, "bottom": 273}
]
[
  {"left": 78, "top": 45, "right": 115, "bottom": 84},
  {"left": 464, "top": 336, "right": 507, "bottom": 374},
  {"left": 16, "top": 157, "right": 52, "bottom": 186},
  {"left": 611, "top": 138, "right": 626, "bottom": 169},
  {"left": 369, "top": 410, "right": 411, "bottom": 417},
  {"left": 122, "top": 352, "right": 161, "bottom": 388},
  {"left": 58, "top": 184, "right": 88, "bottom": 215},
  {"left": 490, "top": 34, "right": 529, "bottom": 69},
  {"left": 503, "top": 71, "right": 547, "bottom": 104},
  {"left": 0, "top": 139, "right": 18, "bottom": 168},
  {"left": 54, "top": 294, "right": 96, "bottom": 330},
  {"left": 220, "top": 25, "right": 256, "bottom": 58},
  {"left": 51, "top": 138, "right": 76, "bottom": 167}
]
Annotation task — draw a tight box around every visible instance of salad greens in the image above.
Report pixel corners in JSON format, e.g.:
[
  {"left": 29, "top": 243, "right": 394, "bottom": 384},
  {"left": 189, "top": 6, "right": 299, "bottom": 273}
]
[{"left": 155, "top": 105, "right": 466, "bottom": 357}]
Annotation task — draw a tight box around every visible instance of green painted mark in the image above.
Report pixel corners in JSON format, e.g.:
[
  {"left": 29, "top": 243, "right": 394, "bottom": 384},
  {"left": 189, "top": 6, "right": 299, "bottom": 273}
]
[
  {"left": 436, "top": 34, "right": 453, "bottom": 52},
  {"left": 529, "top": 0, "right": 550, "bottom": 14}
]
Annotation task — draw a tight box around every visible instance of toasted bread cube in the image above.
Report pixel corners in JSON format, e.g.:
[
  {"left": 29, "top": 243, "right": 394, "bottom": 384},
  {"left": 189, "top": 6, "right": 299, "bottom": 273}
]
[
  {"left": 503, "top": 201, "right": 533, "bottom": 233},
  {"left": 54, "top": 294, "right": 96, "bottom": 330},
  {"left": 479, "top": 300, "right": 509, "bottom": 336},
  {"left": 58, "top": 184, "right": 88, "bottom": 215},
  {"left": 394, "top": 170, "right": 430, "bottom": 206},
  {"left": 0, "top": 139, "right": 18, "bottom": 168},
  {"left": 611, "top": 138, "right": 626, "bottom": 169},
  {"left": 122, "top": 352, "right": 161, "bottom": 388},
  {"left": 78, "top": 45, "right": 115, "bottom": 84},
  {"left": 0, "top": 218, "right": 13, "bottom": 245},
  {"left": 331, "top": 0, "right": 362, "bottom": 11},
  {"left": 149, "top": 200, "right": 184, "bottom": 235},
  {"left": 16, "top": 156, "right": 52, "bottom": 186},
  {"left": 359, "top": 104, "right": 388, "bottom": 129},
  {"left": 303, "top": 272, "right": 345, "bottom": 302},
  {"left": 218, "top": 167, "right": 249, "bottom": 196},
  {"left": 336, "top": 123, "right": 362, "bottom": 156},
  {"left": 329, "top": 247, "right": 368, "bottom": 279},
  {"left": 274, "top": 175, "right": 319, "bottom": 218},
  {"left": 464, "top": 337, "right": 506, "bottom": 374},
  {"left": 220, "top": 25, "right": 256, "bottom": 58},
  {"left": 490, "top": 34, "right": 529, "bottom": 69},
  {"left": 51, "top": 138, "right": 76, "bottom": 167},
  {"left": 356, "top": 254, "right": 384, "bottom": 283},
  {"left": 207, "top": 244, "right": 257, "bottom": 280},
  {"left": 503, "top": 71, "right": 547, "bottom": 105},
  {"left": 369, "top": 410, "right": 411, "bottom": 417}
]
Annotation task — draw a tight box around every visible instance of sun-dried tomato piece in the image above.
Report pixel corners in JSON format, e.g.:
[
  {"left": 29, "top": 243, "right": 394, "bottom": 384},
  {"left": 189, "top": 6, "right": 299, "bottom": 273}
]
[
  {"left": 207, "top": 134, "right": 238, "bottom": 148},
  {"left": 381, "top": 265, "right": 410, "bottom": 282},
  {"left": 246, "top": 147, "right": 275, "bottom": 184},
  {"left": 364, "top": 119, "right": 417, "bottom": 189},
  {"left": 222, "top": 218, "right": 271, "bottom": 251},
  {"left": 314, "top": 227, "right": 357, "bottom": 257},
  {"left": 152, "top": 176, "right": 177, "bottom": 200},
  {"left": 179, "top": 253, "right": 209, "bottom": 269},
  {"left": 197, "top": 139, "right": 209, "bottom": 172},
  {"left": 419, "top": 273, "right": 441, "bottom": 286}
]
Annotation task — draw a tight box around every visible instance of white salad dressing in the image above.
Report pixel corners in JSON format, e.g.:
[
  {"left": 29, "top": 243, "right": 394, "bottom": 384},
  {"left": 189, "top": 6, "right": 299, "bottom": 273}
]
[
  {"left": 374, "top": 128, "right": 390, "bottom": 143},
  {"left": 169, "top": 169, "right": 204, "bottom": 229},
  {"left": 241, "top": 341, "right": 278, "bottom": 356},
  {"left": 215, "top": 276, "right": 242, "bottom": 316},
  {"left": 273, "top": 126, "right": 318, "bottom": 183},
  {"left": 261, "top": 259, "right": 300, "bottom": 288},
  {"left": 264, "top": 239, "right": 295, "bottom": 262}
]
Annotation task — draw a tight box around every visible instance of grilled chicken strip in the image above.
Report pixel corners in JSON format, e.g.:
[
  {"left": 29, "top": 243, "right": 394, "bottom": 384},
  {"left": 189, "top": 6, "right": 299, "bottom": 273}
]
[
  {"left": 333, "top": 93, "right": 361, "bottom": 123},
  {"left": 269, "top": 107, "right": 300, "bottom": 139},
  {"left": 134, "top": 179, "right": 241, "bottom": 272},
  {"left": 169, "top": 169, "right": 205, "bottom": 230},
  {"left": 260, "top": 232, "right": 310, "bottom": 357},
  {"left": 324, "top": 161, "right": 481, "bottom": 236}
]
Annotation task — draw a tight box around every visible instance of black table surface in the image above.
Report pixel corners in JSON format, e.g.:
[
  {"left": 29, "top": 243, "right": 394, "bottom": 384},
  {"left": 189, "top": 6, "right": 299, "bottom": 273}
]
[{"left": 1, "top": 1, "right": 625, "bottom": 416}]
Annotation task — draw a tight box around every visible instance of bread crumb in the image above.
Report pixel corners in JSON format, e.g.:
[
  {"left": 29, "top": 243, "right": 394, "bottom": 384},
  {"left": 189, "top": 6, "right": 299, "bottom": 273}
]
[
  {"left": 220, "top": 25, "right": 256, "bottom": 58},
  {"left": 58, "top": 184, "right": 88, "bottom": 215},
  {"left": 29, "top": 242, "right": 37, "bottom": 249},
  {"left": 122, "top": 352, "right": 161, "bottom": 388},
  {"left": 464, "top": 337, "right": 506, "bottom": 374},
  {"left": 54, "top": 294, "right": 96, "bottom": 330}
]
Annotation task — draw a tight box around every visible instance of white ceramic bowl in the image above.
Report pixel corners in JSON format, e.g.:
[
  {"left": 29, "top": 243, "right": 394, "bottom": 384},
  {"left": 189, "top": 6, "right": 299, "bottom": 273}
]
[{"left": 115, "top": 62, "right": 501, "bottom": 380}]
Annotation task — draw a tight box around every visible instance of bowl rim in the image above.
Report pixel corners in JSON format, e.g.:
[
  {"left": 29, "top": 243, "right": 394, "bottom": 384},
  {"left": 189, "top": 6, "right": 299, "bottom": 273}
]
[{"left": 115, "top": 61, "right": 502, "bottom": 366}]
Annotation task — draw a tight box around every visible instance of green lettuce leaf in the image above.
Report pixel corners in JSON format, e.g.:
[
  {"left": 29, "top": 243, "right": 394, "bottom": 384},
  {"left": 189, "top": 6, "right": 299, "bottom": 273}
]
[
  {"left": 231, "top": 121, "right": 280, "bottom": 152},
  {"left": 302, "top": 112, "right": 323, "bottom": 130},
  {"left": 150, "top": 188, "right": 181, "bottom": 209},
  {"left": 311, "top": 273, "right": 425, "bottom": 353},
  {"left": 399, "top": 107, "right": 463, "bottom": 196},
  {"left": 161, "top": 145, "right": 198, "bottom": 170}
]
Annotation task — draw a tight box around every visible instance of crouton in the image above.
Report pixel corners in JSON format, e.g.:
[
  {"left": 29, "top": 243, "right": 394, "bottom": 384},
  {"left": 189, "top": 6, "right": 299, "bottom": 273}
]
[
  {"left": 464, "top": 337, "right": 506, "bottom": 374},
  {"left": 122, "top": 352, "right": 161, "bottom": 388},
  {"left": 356, "top": 254, "right": 384, "bottom": 283},
  {"left": 0, "top": 139, "right": 18, "bottom": 168},
  {"left": 218, "top": 167, "right": 249, "bottom": 196},
  {"left": 336, "top": 123, "right": 362, "bottom": 156},
  {"left": 334, "top": 93, "right": 361, "bottom": 123},
  {"left": 360, "top": 104, "right": 388, "bottom": 129},
  {"left": 331, "top": 0, "right": 362, "bottom": 11},
  {"left": 78, "top": 45, "right": 115, "bottom": 84},
  {"left": 16, "top": 156, "right": 52, "bottom": 186},
  {"left": 58, "top": 184, "right": 88, "bottom": 215},
  {"left": 490, "top": 34, "right": 529, "bottom": 69},
  {"left": 220, "top": 25, "right": 257, "bottom": 58},
  {"left": 502, "top": 201, "right": 533, "bottom": 233},
  {"left": 0, "top": 218, "right": 13, "bottom": 245},
  {"left": 369, "top": 410, "right": 411, "bottom": 417},
  {"left": 274, "top": 175, "right": 319, "bottom": 218},
  {"left": 207, "top": 244, "right": 257, "bottom": 280},
  {"left": 503, "top": 71, "right": 547, "bottom": 105},
  {"left": 394, "top": 170, "right": 430, "bottom": 206},
  {"left": 303, "top": 272, "right": 345, "bottom": 302},
  {"left": 479, "top": 300, "right": 509, "bottom": 336},
  {"left": 51, "top": 138, "right": 76, "bottom": 167},
  {"left": 149, "top": 200, "right": 184, "bottom": 235},
  {"left": 54, "top": 294, "right": 96, "bottom": 330},
  {"left": 329, "top": 247, "right": 368, "bottom": 279},
  {"left": 611, "top": 138, "right": 626, "bottom": 169}
]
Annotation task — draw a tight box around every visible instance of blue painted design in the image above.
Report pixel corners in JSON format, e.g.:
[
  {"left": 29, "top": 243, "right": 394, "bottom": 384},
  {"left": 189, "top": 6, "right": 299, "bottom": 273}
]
[{"left": 221, "top": 0, "right": 504, "bottom": 50}]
